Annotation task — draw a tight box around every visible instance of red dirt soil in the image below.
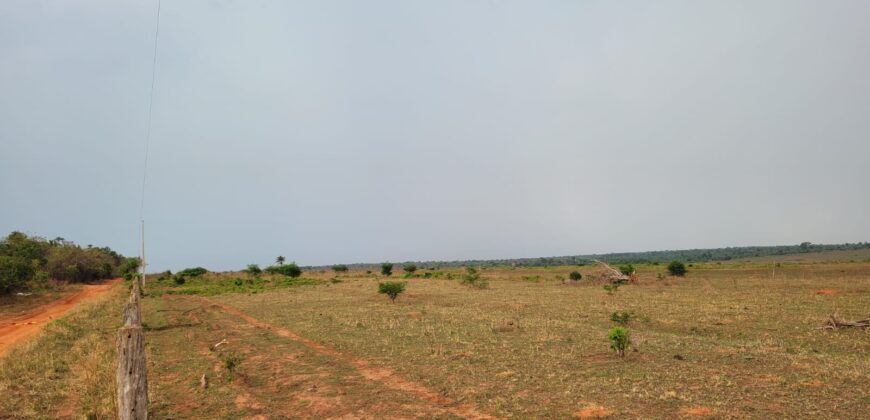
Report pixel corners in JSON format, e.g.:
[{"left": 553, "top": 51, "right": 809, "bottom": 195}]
[
  {"left": 815, "top": 289, "right": 839, "bottom": 296},
  {"left": 574, "top": 405, "right": 613, "bottom": 418},
  {"left": 195, "top": 296, "right": 498, "bottom": 420},
  {"left": 0, "top": 279, "right": 121, "bottom": 356}
]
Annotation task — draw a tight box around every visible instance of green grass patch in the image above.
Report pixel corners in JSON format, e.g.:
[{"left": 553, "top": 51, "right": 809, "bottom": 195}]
[{"left": 147, "top": 274, "right": 321, "bottom": 296}]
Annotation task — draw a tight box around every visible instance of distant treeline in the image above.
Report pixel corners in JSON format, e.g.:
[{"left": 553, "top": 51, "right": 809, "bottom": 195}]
[
  {"left": 0, "top": 231, "right": 138, "bottom": 295},
  {"left": 307, "top": 241, "right": 870, "bottom": 270}
]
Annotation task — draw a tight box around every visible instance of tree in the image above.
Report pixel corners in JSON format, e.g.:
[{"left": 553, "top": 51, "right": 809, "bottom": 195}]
[
  {"left": 332, "top": 264, "right": 349, "bottom": 273},
  {"left": 0, "top": 256, "right": 33, "bottom": 294},
  {"left": 381, "top": 262, "right": 393, "bottom": 276},
  {"left": 569, "top": 271, "right": 582, "bottom": 281},
  {"left": 265, "top": 263, "right": 302, "bottom": 278},
  {"left": 608, "top": 326, "right": 631, "bottom": 357},
  {"left": 244, "top": 264, "right": 261, "bottom": 276},
  {"left": 460, "top": 267, "right": 488, "bottom": 288},
  {"left": 177, "top": 267, "right": 208, "bottom": 277},
  {"left": 667, "top": 260, "right": 687, "bottom": 277},
  {"left": 276, "top": 256, "right": 286, "bottom": 266},
  {"left": 403, "top": 263, "right": 417, "bottom": 274},
  {"left": 618, "top": 264, "right": 635, "bottom": 276},
  {"left": 378, "top": 281, "right": 406, "bottom": 302}
]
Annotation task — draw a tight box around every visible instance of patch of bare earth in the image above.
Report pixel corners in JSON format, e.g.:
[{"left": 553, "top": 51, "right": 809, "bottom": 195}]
[
  {"left": 680, "top": 407, "right": 714, "bottom": 416},
  {"left": 574, "top": 404, "right": 613, "bottom": 418},
  {"left": 196, "top": 296, "right": 497, "bottom": 420}
]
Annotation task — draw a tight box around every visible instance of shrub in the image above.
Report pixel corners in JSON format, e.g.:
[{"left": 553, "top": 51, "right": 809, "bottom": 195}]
[
  {"left": 569, "top": 271, "right": 582, "bottom": 281},
  {"left": 610, "top": 311, "right": 635, "bottom": 325},
  {"left": 119, "top": 258, "right": 141, "bottom": 280},
  {"left": 173, "top": 275, "right": 186, "bottom": 285},
  {"left": 0, "top": 256, "right": 33, "bottom": 293},
  {"left": 460, "top": 267, "right": 488, "bottom": 289},
  {"left": 243, "top": 264, "right": 261, "bottom": 276},
  {"left": 381, "top": 263, "right": 393, "bottom": 276},
  {"left": 222, "top": 352, "right": 242, "bottom": 381},
  {"left": 178, "top": 267, "right": 208, "bottom": 277},
  {"left": 667, "top": 261, "right": 687, "bottom": 277},
  {"left": 0, "top": 231, "right": 129, "bottom": 291},
  {"left": 332, "top": 264, "right": 349, "bottom": 273},
  {"left": 608, "top": 326, "right": 630, "bottom": 357},
  {"left": 265, "top": 263, "right": 302, "bottom": 278},
  {"left": 603, "top": 283, "right": 621, "bottom": 295},
  {"left": 403, "top": 263, "right": 417, "bottom": 274},
  {"left": 378, "top": 281, "right": 406, "bottom": 302},
  {"left": 618, "top": 264, "right": 635, "bottom": 276}
]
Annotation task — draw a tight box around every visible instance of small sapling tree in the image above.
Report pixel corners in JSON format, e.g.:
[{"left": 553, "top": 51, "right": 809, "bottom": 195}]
[
  {"left": 378, "top": 281, "right": 406, "bottom": 302},
  {"left": 381, "top": 262, "right": 393, "bottom": 276},
  {"left": 460, "top": 267, "right": 488, "bottom": 289},
  {"left": 221, "top": 352, "right": 242, "bottom": 381},
  {"left": 275, "top": 256, "right": 286, "bottom": 266},
  {"left": 608, "top": 326, "right": 630, "bottom": 357},
  {"left": 603, "top": 283, "right": 621, "bottom": 295},
  {"left": 667, "top": 260, "right": 687, "bottom": 277}
]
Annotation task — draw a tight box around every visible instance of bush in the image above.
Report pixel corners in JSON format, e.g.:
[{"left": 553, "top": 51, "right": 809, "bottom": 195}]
[
  {"left": 0, "top": 256, "right": 33, "bottom": 293},
  {"left": 603, "top": 283, "right": 621, "bottom": 295},
  {"left": 221, "top": 352, "right": 242, "bottom": 381},
  {"left": 618, "top": 264, "right": 635, "bottom": 276},
  {"left": 119, "top": 258, "right": 141, "bottom": 280},
  {"left": 378, "top": 281, "right": 406, "bottom": 302},
  {"left": 332, "top": 264, "right": 349, "bottom": 273},
  {"left": 265, "top": 263, "right": 302, "bottom": 278},
  {"left": 403, "top": 263, "right": 417, "bottom": 274},
  {"left": 569, "top": 271, "right": 582, "bottom": 281},
  {"left": 178, "top": 267, "right": 208, "bottom": 277},
  {"left": 173, "top": 275, "right": 186, "bottom": 285},
  {"left": 243, "top": 264, "right": 261, "bottom": 276},
  {"left": 460, "top": 267, "right": 488, "bottom": 289},
  {"left": 608, "top": 326, "right": 630, "bottom": 357},
  {"left": 667, "top": 261, "right": 687, "bottom": 276},
  {"left": 0, "top": 231, "right": 129, "bottom": 293},
  {"left": 381, "top": 263, "right": 393, "bottom": 276}
]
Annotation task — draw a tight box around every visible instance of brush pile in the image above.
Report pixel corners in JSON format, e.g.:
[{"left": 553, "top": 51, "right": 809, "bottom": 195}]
[{"left": 820, "top": 314, "right": 870, "bottom": 329}]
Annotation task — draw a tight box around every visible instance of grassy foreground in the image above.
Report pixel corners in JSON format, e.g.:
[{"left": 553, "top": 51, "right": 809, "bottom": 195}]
[
  {"left": 0, "top": 283, "right": 125, "bottom": 418},
  {"left": 141, "top": 262, "right": 869, "bottom": 418}
]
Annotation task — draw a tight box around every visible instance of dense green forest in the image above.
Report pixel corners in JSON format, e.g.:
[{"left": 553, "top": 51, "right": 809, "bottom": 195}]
[
  {"left": 316, "top": 242, "right": 870, "bottom": 270},
  {"left": 0, "top": 231, "right": 137, "bottom": 295}
]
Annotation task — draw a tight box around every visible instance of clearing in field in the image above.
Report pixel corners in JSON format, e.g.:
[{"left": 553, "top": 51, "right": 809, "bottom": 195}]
[{"left": 127, "top": 262, "right": 869, "bottom": 418}]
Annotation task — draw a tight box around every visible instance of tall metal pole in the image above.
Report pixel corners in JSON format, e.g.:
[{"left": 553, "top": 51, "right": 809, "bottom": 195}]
[{"left": 140, "top": 220, "right": 146, "bottom": 286}]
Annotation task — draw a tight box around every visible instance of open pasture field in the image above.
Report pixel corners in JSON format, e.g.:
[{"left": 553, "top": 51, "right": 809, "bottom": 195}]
[{"left": 137, "top": 261, "right": 870, "bottom": 419}]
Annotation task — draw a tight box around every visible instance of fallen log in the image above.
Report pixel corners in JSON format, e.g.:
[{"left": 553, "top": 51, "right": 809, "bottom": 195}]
[{"left": 820, "top": 314, "right": 870, "bottom": 329}]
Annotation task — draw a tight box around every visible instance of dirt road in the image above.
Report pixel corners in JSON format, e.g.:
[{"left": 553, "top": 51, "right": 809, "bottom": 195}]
[{"left": 0, "top": 279, "right": 121, "bottom": 356}]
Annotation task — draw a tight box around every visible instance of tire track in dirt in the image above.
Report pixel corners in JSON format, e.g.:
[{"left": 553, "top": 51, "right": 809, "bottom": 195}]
[
  {"left": 0, "top": 279, "right": 121, "bottom": 356},
  {"left": 193, "top": 296, "right": 498, "bottom": 420}
]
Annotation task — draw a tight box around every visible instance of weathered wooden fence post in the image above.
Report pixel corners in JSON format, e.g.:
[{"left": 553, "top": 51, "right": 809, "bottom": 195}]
[{"left": 117, "top": 277, "right": 148, "bottom": 419}]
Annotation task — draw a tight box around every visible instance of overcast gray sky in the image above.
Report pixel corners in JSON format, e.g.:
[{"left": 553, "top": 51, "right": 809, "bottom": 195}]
[{"left": 2, "top": 1, "right": 869, "bottom": 271}]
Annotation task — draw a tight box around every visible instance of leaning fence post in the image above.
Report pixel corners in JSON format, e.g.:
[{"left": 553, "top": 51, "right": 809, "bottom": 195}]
[{"left": 117, "top": 277, "right": 148, "bottom": 419}]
